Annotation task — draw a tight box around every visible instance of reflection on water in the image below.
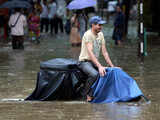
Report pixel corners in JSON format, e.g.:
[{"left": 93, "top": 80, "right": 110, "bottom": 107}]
[
  {"left": 0, "top": 22, "right": 160, "bottom": 120},
  {"left": 0, "top": 101, "right": 155, "bottom": 120},
  {"left": 92, "top": 103, "right": 144, "bottom": 120}
]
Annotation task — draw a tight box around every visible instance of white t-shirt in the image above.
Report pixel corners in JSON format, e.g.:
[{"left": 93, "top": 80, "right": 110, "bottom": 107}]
[
  {"left": 79, "top": 29, "right": 105, "bottom": 61},
  {"left": 40, "top": 3, "right": 49, "bottom": 18},
  {"left": 9, "top": 12, "right": 27, "bottom": 36},
  {"left": 48, "top": 2, "right": 57, "bottom": 19}
]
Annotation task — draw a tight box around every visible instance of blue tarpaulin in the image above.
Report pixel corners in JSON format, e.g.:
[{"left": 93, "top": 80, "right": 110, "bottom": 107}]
[{"left": 91, "top": 68, "right": 143, "bottom": 103}]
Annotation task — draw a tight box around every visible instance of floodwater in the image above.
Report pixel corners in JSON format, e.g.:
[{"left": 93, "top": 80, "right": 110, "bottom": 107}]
[{"left": 0, "top": 21, "right": 160, "bottom": 120}]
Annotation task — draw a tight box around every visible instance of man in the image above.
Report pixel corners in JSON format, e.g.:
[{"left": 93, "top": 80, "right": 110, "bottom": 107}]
[
  {"left": 48, "top": 0, "right": 57, "bottom": 35},
  {"left": 112, "top": 5, "right": 125, "bottom": 45},
  {"left": 40, "top": 0, "right": 49, "bottom": 33},
  {"left": 78, "top": 16, "right": 115, "bottom": 102},
  {"left": 56, "top": 5, "right": 64, "bottom": 34},
  {"left": 78, "top": 10, "right": 88, "bottom": 39},
  {"left": 9, "top": 8, "right": 27, "bottom": 49}
]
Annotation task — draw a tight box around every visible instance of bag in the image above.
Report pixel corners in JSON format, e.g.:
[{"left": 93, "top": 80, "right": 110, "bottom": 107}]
[{"left": 10, "top": 14, "right": 21, "bottom": 28}]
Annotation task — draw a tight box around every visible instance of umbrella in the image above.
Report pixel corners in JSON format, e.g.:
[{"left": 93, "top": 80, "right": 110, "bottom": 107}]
[
  {"left": 67, "top": 0, "right": 97, "bottom": 10},
  {"left": 0, "top": 0, "right": 31, "bottom": 9}
]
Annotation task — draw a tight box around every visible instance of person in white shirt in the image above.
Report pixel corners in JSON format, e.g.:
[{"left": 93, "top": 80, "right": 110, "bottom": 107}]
[
  {"left": 40, "top": 0, "right": 49, "bottom": 33},
  {"left": 9, "top": 8, "right": 27, "bottom": 49},
  {"left": 55, "top": 5, "right": 64, "bottom": 34},
  {"left": 48, "top": 0, "right": 57, "bottom": 35},
  {"left": 78, "top": 10, "right": 88, "bottom": 39}
]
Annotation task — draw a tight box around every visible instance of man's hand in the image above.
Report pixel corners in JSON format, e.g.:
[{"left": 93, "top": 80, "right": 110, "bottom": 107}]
[{"left": 98, "top": 66, "right": 106, "bottom": 76}]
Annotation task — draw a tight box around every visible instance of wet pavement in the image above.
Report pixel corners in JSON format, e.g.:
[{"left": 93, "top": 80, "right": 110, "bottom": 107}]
[{"left": 0, "top": 21, "right": 160, "bottom": 120}]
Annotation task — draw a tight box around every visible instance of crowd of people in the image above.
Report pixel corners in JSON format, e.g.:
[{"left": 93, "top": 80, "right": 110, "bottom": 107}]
[
  {"left": 6, "top": 0, "right": 90, "bottom": 49},
  {"left": 8, "top": 0, "right": 65, "bottom": 49},
  {"left": 0, "top": 0, "right": 126, "bottom": 50}
]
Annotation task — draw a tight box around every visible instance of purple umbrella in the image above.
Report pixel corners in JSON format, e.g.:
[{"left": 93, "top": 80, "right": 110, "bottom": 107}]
[{"left": 67, "top": 0, "right": 97, "bottom": 10}]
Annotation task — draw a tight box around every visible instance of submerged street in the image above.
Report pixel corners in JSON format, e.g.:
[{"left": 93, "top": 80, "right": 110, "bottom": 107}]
[{"left": 0, "top": 21, "right": 160, "bottom": 120}]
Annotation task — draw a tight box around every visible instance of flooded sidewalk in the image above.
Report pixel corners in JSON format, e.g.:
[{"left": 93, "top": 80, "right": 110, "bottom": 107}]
[{"left": 0, "top": 22, "right": 160, "bottom": 120}]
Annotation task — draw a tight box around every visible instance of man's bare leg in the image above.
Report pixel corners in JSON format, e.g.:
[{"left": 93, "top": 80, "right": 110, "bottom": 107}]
[{"left": 87, "top": 95, "right": 93, "bottom": 102}]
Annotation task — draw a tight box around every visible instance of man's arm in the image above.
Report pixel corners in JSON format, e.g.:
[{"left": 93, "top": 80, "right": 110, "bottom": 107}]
[
  {"left": 102, "top": 44, "right": 114, "bottom": 67},
  {"left": 86, "top": 42, "right": 106, "bottom": 76}
]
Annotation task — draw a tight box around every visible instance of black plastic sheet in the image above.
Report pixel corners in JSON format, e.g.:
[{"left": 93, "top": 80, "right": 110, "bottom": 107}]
[{"left": 25, "top": 58, "right": 86, "bottom": 101}]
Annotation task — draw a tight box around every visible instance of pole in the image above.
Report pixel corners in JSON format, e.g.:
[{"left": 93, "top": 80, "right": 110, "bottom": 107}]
[
  {"left": 123, "top": 0, "right": 131, "bottom": 36},
  {"left": 100, "top": 0, "right": 104, "bottom": 18},
  {"left": 138, "top": 0, "right": 144, "bottom": 61},
  {"left": 144, "top": 28, "right": 148, "bottom": 56}
]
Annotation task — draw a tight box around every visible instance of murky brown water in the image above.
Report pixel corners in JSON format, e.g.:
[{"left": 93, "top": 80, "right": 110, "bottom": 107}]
[{"left": 0, "top": 21, "right": 160, "bottom": 120}]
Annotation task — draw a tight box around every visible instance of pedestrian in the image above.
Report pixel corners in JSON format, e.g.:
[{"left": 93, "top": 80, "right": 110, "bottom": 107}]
[
  {"left": 34, "top": 0, "right": 42, "bottom": 15},
  {"left": 78, "top": 10, "right": 88, "bottom": 39},
  {"left": 48, "top": 0, "right": 57, "bottom": 35},
  {"left": 28, "top": 8, "right": 41, "bottom": 44},
  {"left": 78, "top": 16, "right": 115, "bottom": 102},
  {"left": 69, "top": 13, "right": 81, "bottom": 47},
  {"left": 64, "top": 9, "right": 71, "bottom": 34},
  {"left": 40, "top": 0, "right": 49, "bottom": 33},
  {"left": 56, "top": 5, "right": 64, "bottom": 34},
  {"left": 8, "top": 8, "right": 27, "bottom": 49},
  {"left": 112, "top": 5, "right": 125, "bottom": 45}
]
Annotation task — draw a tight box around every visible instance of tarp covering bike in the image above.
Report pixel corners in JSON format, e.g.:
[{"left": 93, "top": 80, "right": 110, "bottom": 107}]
[{"left": 25, "top": 58, "right": 86, "bottom": 101}]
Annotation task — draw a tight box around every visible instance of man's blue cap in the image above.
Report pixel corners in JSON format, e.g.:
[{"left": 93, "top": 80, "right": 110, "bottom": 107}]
[{"left": 89, "top": 16, "right": 106, "bottom": 26}]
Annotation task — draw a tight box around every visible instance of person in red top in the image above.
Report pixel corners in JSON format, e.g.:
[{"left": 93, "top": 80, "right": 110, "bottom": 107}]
[{"left": 28, "top": 8, "right": 40, "bottom": 44}]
